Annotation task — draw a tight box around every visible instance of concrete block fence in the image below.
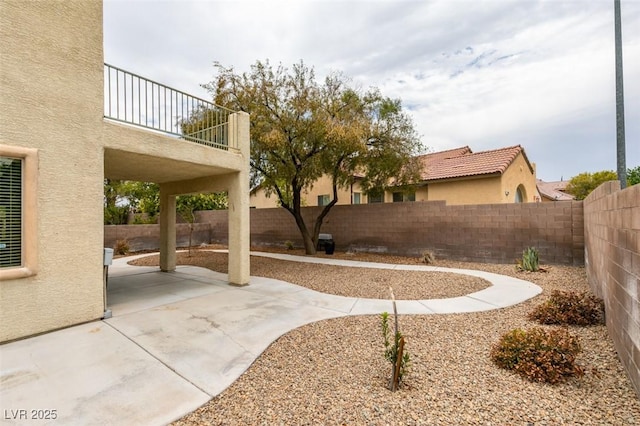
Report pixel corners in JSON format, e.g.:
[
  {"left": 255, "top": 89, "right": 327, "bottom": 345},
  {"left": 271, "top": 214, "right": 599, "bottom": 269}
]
[
  {"left": 583, "top": 182, "right": 639, "bottom": 398},
  {"left": 197, "top": 200, "right": 585, "bottom": 265}
]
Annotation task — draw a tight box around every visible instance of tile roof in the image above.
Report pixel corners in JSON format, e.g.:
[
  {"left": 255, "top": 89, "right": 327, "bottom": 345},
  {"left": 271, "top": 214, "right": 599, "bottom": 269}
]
[
  {"left": 536, "top": 179, "right": 575, "bottom": 201},
  {"left": 417, "top": 145, "right": 532, "bottom": 181}
]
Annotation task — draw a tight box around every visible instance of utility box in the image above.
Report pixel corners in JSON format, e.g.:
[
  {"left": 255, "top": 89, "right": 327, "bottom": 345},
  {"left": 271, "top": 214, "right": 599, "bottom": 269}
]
[
  {"left": 103, "top": 248, "right": 114, "bottom": 266},
  {"left": 102, "top": 248, "right": 114, "bottom": 319}
]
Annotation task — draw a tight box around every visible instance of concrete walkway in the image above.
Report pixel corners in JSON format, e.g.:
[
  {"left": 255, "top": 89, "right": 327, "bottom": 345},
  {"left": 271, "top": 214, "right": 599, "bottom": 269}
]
[{"left": 0, "top": 252, "right": 541, "bottom": 425}]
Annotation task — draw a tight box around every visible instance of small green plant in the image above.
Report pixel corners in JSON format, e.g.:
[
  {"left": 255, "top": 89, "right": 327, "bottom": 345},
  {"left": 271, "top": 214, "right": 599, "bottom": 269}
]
[
  {"left": 490, "top": 327, "right": 584, "bottom": 384},
  {"left": 381, "top": 287, "right": 410, "bottom": 390},
  {"left": 517, "top": 247, "right": 540, "bottom": 272},
  {"left": 115, "top": 239, "right": 130, "bottom": 256},
  {"left": 132, "top": 213, "right": 157, "bottom": 224},
  {"left": 421, "top": 250, "right": 435, "bottom": 264},
  {"left": 529, "top": 290, "right": 605, "bottom": 326},
  {"left": 284, "top": 240, "right": 294, "bottom": 250}
]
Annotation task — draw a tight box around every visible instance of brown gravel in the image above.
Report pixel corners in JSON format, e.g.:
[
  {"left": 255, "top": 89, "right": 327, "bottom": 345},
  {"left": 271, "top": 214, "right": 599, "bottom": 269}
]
[
  {"left": 129, "top": 249, "right": 491, "bottom": 299},
  {"left": 131, "top": 248, "right": 640, "bottom": 425}
]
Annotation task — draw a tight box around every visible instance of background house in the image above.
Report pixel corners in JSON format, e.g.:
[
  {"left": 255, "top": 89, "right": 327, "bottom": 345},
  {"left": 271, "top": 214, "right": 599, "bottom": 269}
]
[
  {"left": 0, "top": 1, "right": 250, "bottom": 343},
  {"left": 536, "top": 179, "right": 575, "bottom": 202},
  {"left": 250, "top": 145, "right": 539, "bottom": 207}
]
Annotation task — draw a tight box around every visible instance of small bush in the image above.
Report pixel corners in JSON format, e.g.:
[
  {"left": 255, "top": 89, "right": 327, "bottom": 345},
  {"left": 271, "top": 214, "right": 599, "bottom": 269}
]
[
  {"left": 491, "top": 327, "right": 583, "bottom": 384},
  {"left": 284, "top": 240, "right": 294, "bottom": 250},
  {"left": 115, "top": 239, "right": 130, "bottom": 256},
  {"left": 517, "top": 247, "right": 539, "bottom": 272},
  {"left": 529, "top": 290, "right": 605, "bottom": 326},
  {"left": 421, "top": 250, "right": 435, "bottom": 264}
]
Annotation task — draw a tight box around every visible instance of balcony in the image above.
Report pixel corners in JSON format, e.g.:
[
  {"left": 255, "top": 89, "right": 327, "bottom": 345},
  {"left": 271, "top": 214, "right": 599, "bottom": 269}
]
[{"left": 104, "top": 64, "right": 236, "bottom": 151}]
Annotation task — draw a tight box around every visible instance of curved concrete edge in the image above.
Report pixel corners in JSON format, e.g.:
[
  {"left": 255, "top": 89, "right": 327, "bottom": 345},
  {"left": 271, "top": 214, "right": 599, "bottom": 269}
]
[
  {"left": 126, "top": 249, "right": 542, "bottom": 314},
  {"left": 242, "top": 250, "right": 542, "bottom": 313}
]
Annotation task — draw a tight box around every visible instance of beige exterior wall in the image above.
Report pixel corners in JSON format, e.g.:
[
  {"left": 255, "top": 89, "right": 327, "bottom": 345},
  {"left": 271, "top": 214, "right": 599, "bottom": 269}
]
[
  {"left": 427, "top": 176, "right": 502, "bottom": 205},
  {"left": 500, "top": 152, "right": 538, "bottom": 203},
  {"left": 0, "top": 1, "right": 106, "bottom": 341},
  {"left": 250, "top": 174, "right": 366, "bottom": 208}
]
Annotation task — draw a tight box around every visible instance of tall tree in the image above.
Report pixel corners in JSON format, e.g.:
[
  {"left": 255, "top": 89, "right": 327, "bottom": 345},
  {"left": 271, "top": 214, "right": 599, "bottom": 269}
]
[
  {"left": 566, "top": 170, "right": 618, "bottom": 200},
  {"left": 206, "top": 60, "right": 424, "bottom": 254},
  {"left": 627, "top": 166, "right": 640, "bottom": 186}
]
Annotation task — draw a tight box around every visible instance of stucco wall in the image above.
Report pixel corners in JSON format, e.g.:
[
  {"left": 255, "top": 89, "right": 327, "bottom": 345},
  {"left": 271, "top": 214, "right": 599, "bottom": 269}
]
[
  {"left": 195, "top": 200, "right": 584, "bottom": 265},
  {"left": 428, "top": 176, "right": 502, "bottom": 205},
  {"left": 0, "top": 1, "right": 105, "bottom": 342},
  {"left": 583, "top": 181, "right": 639, "bottom": 397},
  {"left": 250, "top": 174, "right": 366, "bottom": 208}
]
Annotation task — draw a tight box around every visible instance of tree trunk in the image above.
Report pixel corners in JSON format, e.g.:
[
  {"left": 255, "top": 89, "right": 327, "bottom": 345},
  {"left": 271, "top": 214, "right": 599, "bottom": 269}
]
[{"left": 293, "top": 210, "right": 316, "bottom": 255}]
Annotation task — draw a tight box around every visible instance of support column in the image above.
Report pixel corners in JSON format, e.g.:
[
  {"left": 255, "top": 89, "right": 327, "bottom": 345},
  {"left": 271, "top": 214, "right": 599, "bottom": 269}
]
[
  {"left": 159, "top": 186, "right": 176, "bottom": 272},
  {"left": 227, "top": 112, "right": 250, "bottom": 285}
]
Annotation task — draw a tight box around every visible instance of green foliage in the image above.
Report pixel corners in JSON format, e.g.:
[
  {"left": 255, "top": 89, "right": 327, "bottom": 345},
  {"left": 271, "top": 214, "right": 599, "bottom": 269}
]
[
  {"left": 490, "top": 327, "right": 583, "bottom": 384},
  {"left": 132, "top": 213, "right": 157, "bottom": 224},
  {"left": 529, "top": 290, "right": 605, "bottom": 326},
  {"left": 104, "top": 206, "right": 129, "bottom": 225},
  {"left": 627, "top": 166, "right": 640, "bottom": 186},
  {"left": 177, "top": 193, "right": 228, "bottom": 224},
  {"left": 206, "top": 60, "right": 424, "bottom": 254},
  {"left": 104, "top": 180, "right": 160, "bottom": 223},
  {"left": 565, "top": 170, "right": 618, "bottom": 200},
  {"left": 517, "top": 247, "right": 539, "bottom": 272},
  {"left": 381, "top": 311, "right": 410, "bottom": 387},
  {"left": 115, "top": 239, "right": 130, "bottom": 256},
  {"left": 104, "top": 180, "right": 228, "bottom": 226},
  {"left": 284, "top": 240, "right": 295, "bottom": 250}
]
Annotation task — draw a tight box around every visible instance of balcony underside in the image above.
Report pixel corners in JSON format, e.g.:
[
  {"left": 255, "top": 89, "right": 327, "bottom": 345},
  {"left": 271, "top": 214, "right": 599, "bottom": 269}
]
[{"left": 103, "top": 120, "right": 243, "bottom": 184}]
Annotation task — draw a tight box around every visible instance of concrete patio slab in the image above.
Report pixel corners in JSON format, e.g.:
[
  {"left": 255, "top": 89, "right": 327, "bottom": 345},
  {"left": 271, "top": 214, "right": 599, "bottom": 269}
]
[{"left": 0, "top": 322, "right": 209, "bottom": 426}]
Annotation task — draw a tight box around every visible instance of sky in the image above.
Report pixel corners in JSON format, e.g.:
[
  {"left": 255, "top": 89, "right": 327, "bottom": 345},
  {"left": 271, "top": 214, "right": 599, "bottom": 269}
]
[{"left": 104, "top": 0, "right": 639, "bottom": 182}]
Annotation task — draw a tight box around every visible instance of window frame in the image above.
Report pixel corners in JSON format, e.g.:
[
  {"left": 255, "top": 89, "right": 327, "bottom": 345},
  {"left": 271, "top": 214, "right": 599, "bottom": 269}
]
[
  {"left": 317, "top": 194, "right": 330, "bottom": 206},
  {"left": 0, "top": 145, "right": 38, "bottom": 280},
  {"left": 368, "top": 192, "right": 383, "bottom": 204},
  {"left": 392, "top": 191, "right": 416, "bottom": 203}
]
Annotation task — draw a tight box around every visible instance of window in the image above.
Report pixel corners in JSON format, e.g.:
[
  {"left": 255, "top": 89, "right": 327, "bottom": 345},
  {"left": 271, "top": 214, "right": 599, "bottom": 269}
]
[
  {"left": 368, "top": 192, "right": 383, "bottom": 203},
  {"left": 352, "top": 192, "right": 361, "bottom": 205},
  {"left": 317, "top": 194, "right": 330, "bottom": 206},
  {"left": 392, "top": 191, "right": 415, "bottom": 202},
  {"left": 0, "top": 146, "right": 37, "bottom": 280},
  {"left": 515, "top": 185, "right": 526, "bottom": 203},
  {"left": 0, "top": 157, "right": 22, "bottom": 268}
]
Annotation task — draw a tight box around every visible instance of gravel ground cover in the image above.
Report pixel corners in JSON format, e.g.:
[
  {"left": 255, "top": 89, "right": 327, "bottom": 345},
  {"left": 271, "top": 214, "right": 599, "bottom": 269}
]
[
  {"left": 131, "top": 248, "right": 640, "bottom": 425},
  {"left": 130, "top": 250, "right": 490, "bottom": 299}
]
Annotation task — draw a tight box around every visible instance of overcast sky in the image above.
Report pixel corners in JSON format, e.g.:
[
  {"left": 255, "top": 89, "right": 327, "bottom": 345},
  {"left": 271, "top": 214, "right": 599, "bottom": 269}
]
[{"left": 104, "top": 0, "right": 639, "bottom": 182}]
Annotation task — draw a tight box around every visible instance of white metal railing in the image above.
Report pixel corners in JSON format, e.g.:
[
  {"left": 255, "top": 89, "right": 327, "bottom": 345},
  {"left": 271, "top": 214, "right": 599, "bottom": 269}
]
[{"left": 104, "top": 64, "right": 237, "bottom": 150}]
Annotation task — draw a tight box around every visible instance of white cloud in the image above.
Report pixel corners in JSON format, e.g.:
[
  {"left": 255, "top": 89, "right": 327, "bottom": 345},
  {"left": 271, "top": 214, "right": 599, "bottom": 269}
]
[{"left": 104, "top": 0, "right": 640, "bottom": 181}]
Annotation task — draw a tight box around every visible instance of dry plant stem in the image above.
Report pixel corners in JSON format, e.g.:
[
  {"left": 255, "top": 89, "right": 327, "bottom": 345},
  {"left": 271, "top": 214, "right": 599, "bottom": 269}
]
[
  {"left": 389, "top": 286, "right": 400, "bottom": 391},
  {"left": 392, "top": 337, "right": 405, "bottom": 391}
]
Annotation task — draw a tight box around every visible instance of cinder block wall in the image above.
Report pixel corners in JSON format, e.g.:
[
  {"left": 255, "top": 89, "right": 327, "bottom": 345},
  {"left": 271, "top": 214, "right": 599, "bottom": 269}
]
[
  {"left": 197, "top": 200, "right": 585, "bottom": 265},
  {"left": 583, "top": 181, "right": 640, "bottom": 398},
  {"left": 105, "top": 223, "right": 211, "bottom": 252}
]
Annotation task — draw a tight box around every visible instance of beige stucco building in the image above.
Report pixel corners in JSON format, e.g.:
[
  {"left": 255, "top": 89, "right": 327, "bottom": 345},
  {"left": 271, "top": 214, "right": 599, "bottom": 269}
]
[
  {"left": 0, "top": 1, "right": 250, "bottom": 343},
  {"left": 251, "top": 145, "right": 539, "bottom": 208}
]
